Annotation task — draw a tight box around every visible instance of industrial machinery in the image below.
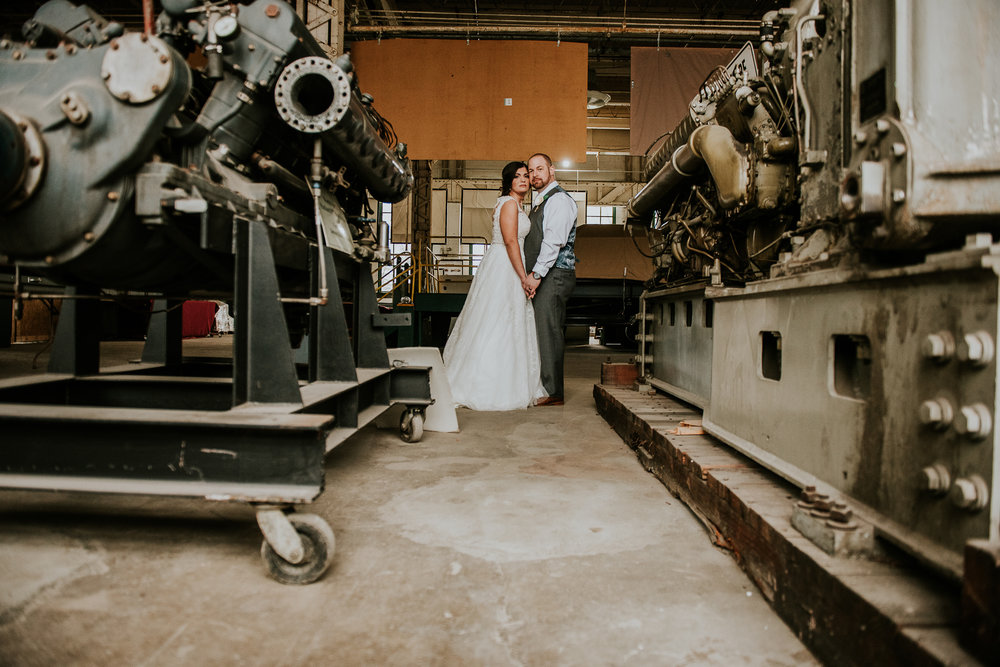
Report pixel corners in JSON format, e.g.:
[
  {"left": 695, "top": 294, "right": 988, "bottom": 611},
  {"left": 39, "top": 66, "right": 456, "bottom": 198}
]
[
  {"left": 628, "top": 0, "right": 1000, "bottom": 594},
  {"left": 0, "top": 0, "right": 431, "bottom": 584}
]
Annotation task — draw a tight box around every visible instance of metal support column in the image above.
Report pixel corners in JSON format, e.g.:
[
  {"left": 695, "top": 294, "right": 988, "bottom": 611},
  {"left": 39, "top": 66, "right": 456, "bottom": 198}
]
[
  {"left": 1, "top": 297, "right": 11, "bottom": 348},
  {"left": 411, "top": 160, "right": 432, "bottom": 293},
  {"left": 48, "top": 287, "right": 100, "bottom": 375},
  {"left": 309, "top": 245, "right": 357, "bottom": 382},
  {"left": 354, "top": 260, "right": 390, "bottom": 370},
  {"left": 141, "top": 299, "right": 183, "bottom": 367},
  {"left": 233, "top": 218, "right": 302, "bottom": 406}
]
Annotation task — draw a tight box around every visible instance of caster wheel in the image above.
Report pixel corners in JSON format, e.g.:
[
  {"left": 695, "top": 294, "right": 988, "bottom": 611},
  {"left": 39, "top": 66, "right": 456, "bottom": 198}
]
[
  {"left": 400, "top": 408, "right": 424, "bottom": 443},
  {"left": 260, "top": 513, "right": 335, "bottom": 585}
]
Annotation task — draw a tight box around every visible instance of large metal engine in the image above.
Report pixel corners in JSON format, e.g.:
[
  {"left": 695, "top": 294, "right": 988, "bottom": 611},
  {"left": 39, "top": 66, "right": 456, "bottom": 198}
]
[
  {"left": 0, "top": 0, "right": 431, "bottom": 584},
  {"left": 631, "top": 1, "right": 1000, "bottom": 285},
  {"left": 0, "top": 0, "right": 411, "bottom": 291},
  {"left": 631, "top": 0, "right": 1000, "bottom": 585}
]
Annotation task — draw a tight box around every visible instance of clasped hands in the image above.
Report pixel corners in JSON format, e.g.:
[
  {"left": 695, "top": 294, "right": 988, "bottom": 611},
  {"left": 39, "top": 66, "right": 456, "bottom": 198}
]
[{"left": 522, "top": 273, "right": 541, "bottom": 299}]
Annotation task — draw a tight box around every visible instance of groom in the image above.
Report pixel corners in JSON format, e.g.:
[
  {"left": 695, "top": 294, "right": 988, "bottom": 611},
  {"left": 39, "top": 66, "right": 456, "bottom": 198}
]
[{"left": 522, "top": 153, "right": 577, "bottom": 406}]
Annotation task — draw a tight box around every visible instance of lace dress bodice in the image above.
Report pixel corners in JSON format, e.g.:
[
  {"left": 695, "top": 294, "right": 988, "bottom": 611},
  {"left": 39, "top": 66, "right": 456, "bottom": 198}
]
[{"left": 491, "top": 195, "right": 531, "bottom": 245}]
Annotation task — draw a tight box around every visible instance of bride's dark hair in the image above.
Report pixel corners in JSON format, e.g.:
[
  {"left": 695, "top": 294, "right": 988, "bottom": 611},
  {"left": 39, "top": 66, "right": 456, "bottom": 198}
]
[{"left": 500, "top": 161, "right": 528, "bottom": 195}]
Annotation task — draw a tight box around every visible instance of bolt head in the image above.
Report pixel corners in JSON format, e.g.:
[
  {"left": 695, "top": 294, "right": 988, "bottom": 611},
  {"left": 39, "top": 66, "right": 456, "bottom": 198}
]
[
  {"left": 892, "top": 189, "right": 907, "bottom": 204},
  {"left": 919, "top": 399, "right": 953, "bottom": 429},
  {"left": 922, "top": 332, "right": 954, "bottom": 362},
  {"left": 958, "top": 331, "right": 994, "bottom": 367},
  {"left": 955, "top": 404, "right": 991, "bottom": 439},
  {"left": 919, "top": 400, "right": 942, "bottom": 425},
  {"left": 853, "top": 130, "right": 868, "bottom": 145},
  {"left": 950, "top": 476, "right": 988, "bottom": 511},
  {"left": 920, "top": 465, "right": 950, "bottom": 494},
  {"left": 892, "top": 142, "right": 907, "bottom": 158},
  {"left": 875, "top": 118, "right": 891, "bottom": 134}
]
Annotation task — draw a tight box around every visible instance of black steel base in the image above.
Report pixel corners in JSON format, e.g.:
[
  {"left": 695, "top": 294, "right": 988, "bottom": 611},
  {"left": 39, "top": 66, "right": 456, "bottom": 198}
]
[{"left": 0, "top": 219, "right": 431, "bottom": 507}]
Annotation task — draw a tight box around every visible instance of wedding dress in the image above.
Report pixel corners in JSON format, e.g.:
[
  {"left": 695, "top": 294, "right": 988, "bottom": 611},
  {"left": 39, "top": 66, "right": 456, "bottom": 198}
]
[{"left": 443, "top": 196, "right": 547, "bottom": 410}]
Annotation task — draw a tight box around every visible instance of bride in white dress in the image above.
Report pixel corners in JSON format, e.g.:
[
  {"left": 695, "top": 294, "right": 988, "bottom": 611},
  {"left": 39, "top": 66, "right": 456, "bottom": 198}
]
[{"left": 444, "top": 161, "right": 547, "bottom": 410}]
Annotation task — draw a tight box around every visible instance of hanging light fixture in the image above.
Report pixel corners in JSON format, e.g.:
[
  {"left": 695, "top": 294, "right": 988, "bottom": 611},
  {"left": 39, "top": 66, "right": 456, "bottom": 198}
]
[{"left": 586, "top": 90, "right": 611, "bottom": 109}]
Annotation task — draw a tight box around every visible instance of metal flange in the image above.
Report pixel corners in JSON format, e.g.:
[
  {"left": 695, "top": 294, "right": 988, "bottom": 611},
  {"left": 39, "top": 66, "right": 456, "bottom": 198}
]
[{"left": 274, "top": 56, "right": 352, "bottom": 133}]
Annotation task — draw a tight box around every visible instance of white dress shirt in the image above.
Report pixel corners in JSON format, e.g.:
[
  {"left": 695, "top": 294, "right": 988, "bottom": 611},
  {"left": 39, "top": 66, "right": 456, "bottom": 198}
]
[{"left": 530, "top": 180, "right": 577, "bottom": 277}]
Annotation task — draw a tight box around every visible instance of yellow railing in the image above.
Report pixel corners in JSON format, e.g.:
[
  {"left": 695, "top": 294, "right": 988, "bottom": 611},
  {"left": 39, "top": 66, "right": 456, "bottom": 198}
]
[
  {"left": 374, "top": 253, "right": 416, "bottom": 302},
  {"left": 374, "top": 237, "right": 488, "bottom": 301},
  {"left": 418, "top": 244, "right": 485, "bottom": 295}
]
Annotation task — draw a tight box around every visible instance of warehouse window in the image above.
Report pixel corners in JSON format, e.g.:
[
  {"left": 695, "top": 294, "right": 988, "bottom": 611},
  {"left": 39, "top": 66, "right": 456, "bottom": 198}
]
[
  {"left": 467, "top": 243, "right": 486, "bottom": 275},
  {"left": 586, "top": 205, "right": 615, "bottom": 225}
]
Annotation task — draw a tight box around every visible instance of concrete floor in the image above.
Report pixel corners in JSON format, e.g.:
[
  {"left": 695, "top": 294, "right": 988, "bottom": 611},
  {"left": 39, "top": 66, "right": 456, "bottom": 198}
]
[{"left": 0, "top": 339, "right": 818, "bottom": 666}]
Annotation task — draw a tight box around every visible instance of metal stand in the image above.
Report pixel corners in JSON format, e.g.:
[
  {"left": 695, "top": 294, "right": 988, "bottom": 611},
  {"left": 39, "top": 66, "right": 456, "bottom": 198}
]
[{"left": 0, "top": 221, "right": 431, "bottom": 585}]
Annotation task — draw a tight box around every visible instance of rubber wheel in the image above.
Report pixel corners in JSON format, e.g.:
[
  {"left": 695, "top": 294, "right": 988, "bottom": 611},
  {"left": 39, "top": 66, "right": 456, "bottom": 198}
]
[
  {"left": 260, "top": 513, "right": 335, "bottom": 585},
  {"left": 400, "top": 409, "right": 424, "bottom": 443}
]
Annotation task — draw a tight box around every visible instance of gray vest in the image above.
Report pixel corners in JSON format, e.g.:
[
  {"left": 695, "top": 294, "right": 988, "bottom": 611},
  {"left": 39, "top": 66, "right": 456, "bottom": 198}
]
[{"left": 524, "top": 185, "right": 576, "bottom": 274}]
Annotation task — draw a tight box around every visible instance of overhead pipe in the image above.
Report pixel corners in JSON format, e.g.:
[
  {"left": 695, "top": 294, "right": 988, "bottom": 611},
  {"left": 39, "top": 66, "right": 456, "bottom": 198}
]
[
  {"left": 347, "top": 24, "right": 757, "bottom": 40},
  {"left": 793, "top": 13, "right": 825, "bottom": 153}
]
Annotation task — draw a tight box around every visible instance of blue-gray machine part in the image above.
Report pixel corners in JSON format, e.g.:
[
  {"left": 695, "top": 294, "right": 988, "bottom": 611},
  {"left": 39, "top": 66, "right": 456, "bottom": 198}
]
[{"left": 0, "top": 0, "right": 412, "bottom": 291}]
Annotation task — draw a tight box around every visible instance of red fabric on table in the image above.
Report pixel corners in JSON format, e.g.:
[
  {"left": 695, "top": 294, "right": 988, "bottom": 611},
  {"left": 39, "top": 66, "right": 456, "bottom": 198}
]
[{"left": 182, "top": 301, "right": 217, "bottom": 338}]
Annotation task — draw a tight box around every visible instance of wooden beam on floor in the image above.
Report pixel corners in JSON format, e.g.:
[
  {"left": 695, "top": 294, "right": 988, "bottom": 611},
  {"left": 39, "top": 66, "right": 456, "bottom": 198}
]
[{"left": 594, "top": 383, "right": 981, "bottom": 667}]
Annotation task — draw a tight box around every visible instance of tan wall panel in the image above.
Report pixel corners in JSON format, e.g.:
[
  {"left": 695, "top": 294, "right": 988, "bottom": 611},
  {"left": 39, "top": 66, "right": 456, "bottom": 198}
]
[
  {"left": 351, "top": 39, "right": 588, "bottom": 161},
  {"left": 630, "top": 46, "right": 739, "bottom": 156}
]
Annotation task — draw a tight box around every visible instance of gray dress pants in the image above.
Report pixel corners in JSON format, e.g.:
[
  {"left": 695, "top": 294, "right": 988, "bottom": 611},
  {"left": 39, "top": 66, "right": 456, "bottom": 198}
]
[{"left": 533, "top": 267, "right": 576, "bottom": 398}]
